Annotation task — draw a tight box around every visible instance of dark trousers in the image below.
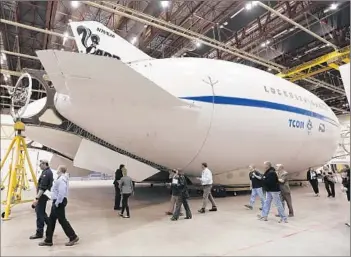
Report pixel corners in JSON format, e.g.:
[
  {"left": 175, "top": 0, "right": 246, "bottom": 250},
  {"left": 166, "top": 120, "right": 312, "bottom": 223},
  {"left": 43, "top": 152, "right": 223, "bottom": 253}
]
[
  {"left": 114, "top": 185, "right": 121, "bottom": 209},
  {"left": 281, "top": 192, "right": 294, "bottom": 216},
  {"left": 173, "top": 196, "right": 192, "bottom": 219},
  {"left": 35, "top": 197, "right": 49, "bottom": 236},
  {"left": 309, "top": 180, "right": 319, "bottom": 194},
  {"left": 325, "top": 181, "right": 335, "bottom": 197},
  {"left": 45, "top": 198, "right": 77, "bottom": 243},
  {"left": 121, "top": 193, "right": 131, "bottom": 216}
]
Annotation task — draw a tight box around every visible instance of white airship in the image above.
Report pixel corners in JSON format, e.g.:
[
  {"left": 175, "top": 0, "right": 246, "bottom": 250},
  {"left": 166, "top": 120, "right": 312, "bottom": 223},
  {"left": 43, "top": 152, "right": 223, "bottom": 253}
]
[{"left": 22, "top": 21, "right": 340, "bottom": 186}]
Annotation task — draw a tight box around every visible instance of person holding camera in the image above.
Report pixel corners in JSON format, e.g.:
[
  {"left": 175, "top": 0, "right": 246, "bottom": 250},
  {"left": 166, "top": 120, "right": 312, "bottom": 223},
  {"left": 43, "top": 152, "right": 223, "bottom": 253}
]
[
  {"left": 307, "top": 167, "right": 320, "bottom": 196},
  {"left": 171, "top": 169, "right": 192, "bottom": 221},
  {"left": 30, "top": 160, "right": 53, "bottom": 240},
  {"left": 245, "top": 165, "right": 264, "bottom": 211}
]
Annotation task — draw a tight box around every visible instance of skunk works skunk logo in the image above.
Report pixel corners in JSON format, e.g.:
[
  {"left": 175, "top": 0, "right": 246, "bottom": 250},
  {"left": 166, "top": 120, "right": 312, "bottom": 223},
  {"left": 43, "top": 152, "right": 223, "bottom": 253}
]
[{"left": 76, "top": 25, "right": 121, "bottom": 60}]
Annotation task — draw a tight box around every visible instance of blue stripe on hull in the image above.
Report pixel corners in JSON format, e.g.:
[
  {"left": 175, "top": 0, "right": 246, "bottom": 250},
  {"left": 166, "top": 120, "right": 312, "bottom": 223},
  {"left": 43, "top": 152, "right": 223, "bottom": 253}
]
[{"left": 180, "top": 96, "right": 339, "bottom": 127}]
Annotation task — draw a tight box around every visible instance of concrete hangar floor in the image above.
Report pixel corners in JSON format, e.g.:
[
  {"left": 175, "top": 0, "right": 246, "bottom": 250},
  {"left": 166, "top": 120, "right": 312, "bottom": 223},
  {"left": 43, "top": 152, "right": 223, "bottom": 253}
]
[{"left": 1, "top": 180, "right": 349, "bottom": 256}]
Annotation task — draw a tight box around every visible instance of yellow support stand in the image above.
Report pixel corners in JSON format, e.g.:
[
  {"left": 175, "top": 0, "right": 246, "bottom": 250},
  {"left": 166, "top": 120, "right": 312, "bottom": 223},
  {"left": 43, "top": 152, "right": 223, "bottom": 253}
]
[{"left": 0, "top": 121, "right": 38, "bottom": 220}]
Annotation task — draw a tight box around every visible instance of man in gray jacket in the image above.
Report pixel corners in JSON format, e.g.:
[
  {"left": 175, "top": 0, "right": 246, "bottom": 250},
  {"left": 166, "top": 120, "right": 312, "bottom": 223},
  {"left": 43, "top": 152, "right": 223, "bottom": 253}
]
[{"left": 276, "top": 164, "right": 294, "bottom": 217}]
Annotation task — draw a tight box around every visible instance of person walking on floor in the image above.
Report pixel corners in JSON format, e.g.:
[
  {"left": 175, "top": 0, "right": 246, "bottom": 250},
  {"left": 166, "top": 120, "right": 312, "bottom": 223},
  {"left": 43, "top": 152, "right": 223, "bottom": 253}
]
[
  {"left": 307, "top": 167, "right": 320, "bottom": 196},
  {"left": 244, "top": 165, "right": 264, "bottom": 211},
  {"left": 39, "top": 165, "right": 79, "bottom": 247},
  {"left": 119, "top": 168, "right": 134, "bottom": 218},
  {"left": 276, "top": 164, "right": 294, "bottom": 217},
  {"left": 197, "top": 163, "right": 217, "bottom": 213},
  {"left": 323, "top": 166, "right": 336, "bottom": 198},
  {"left": 342, "top": 168, "right": 350, "bottom": 227},
  {"left": 113, "top": 164, "right": 124, "bottom": 210},
  {"left": 171, "top": 169, "right": 192, "bottom": 221},
  {"left": 166, "top": 170, "right": 184, "bottom": 216},
  {"left": 30, "top": 159, "right": 54, "bottom": 240},
  {"left": 258, "top": 161, "right": 287, "bottom": 223}
]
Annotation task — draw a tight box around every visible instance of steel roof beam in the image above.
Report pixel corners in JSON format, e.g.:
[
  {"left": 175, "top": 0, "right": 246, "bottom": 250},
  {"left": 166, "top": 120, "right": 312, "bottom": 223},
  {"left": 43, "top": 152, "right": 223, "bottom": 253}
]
[
  {"left": 0, "top": 4, "right": 346, "bottom": 96},
  {"left": 256, "top": 1, "right": 339, "bottom": 50}
]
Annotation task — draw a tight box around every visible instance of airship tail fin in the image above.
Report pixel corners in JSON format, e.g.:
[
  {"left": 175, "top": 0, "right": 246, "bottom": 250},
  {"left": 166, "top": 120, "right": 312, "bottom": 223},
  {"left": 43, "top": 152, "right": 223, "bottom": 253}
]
[{"left": 69, "top": 20, "right": 152, "bottom": 63}]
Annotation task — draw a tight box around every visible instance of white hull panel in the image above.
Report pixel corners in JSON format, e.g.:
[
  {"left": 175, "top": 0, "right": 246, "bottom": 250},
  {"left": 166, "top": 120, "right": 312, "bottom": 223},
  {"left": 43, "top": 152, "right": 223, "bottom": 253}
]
[
  {"left": 34, "top": 50, "right": 340, "bottom": 185},
  {"left": 74, "top": 139, "right": 160, "bottom": 182}
]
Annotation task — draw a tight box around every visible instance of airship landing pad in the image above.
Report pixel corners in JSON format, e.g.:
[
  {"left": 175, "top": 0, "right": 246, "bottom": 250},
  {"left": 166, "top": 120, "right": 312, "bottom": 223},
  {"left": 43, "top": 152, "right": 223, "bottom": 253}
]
[{"left": 1, "top": 180, "right": 349, "bottom": 256}]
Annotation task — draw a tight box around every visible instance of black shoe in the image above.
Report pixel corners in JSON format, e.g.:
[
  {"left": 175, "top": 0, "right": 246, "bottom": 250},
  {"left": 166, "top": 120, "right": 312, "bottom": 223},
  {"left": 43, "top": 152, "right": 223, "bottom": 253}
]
[
  {"left": 198, "top": 208, "right": 205, "bottom": 213},
  {"left": 38, "top": 241, "right": 53, "bottom": 246},
  {"left": 114, "top": 207, "right": 121, "bottom": 210},
  {"left": 170, "top": 217, "right": 178, "bottom": 221},
  {"left": 244, "top": 204, "right": 253, "bottom": 210},
  {"left": 209, "top": 207, "right": 217, "bottom": 212},
  {"left": 29, "top": 234, "right": 43, "bottom": 240},
  {"left": 65, "top": 236, "right": 79, "bottom": 246},
  {"left": 185, "top": 216, "right": 192, "bottom": 219}
]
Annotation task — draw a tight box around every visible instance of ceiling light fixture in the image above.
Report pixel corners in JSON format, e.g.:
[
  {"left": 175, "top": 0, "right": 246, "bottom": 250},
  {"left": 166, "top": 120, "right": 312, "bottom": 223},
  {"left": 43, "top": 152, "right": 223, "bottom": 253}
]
[
  {"left": 71, "top": 1, "right": 80, "bottom": 8},
  {"left": 245, "top": 3, "right": 253, "bottom": 10},
  {"left": 131, "top": 37, "right": 137, "bottom": 44},
  {"left": 196, "top": 41, "right": 202, "bottom": 48},
  {"left": 161, "top": 1, "right": 169, "bottom": 8},
  {"left": 329, "top": 3, "right": 338, "bottom": 10},
  {"left": 63, "top": 32, "right": 69, "bottom": 44}
]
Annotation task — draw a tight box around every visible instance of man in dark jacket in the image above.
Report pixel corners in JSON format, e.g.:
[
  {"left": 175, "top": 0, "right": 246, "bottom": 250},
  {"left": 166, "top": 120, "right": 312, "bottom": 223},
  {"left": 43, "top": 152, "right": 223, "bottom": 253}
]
[
  {"left": 166, "top": 170, "right": 183, "bottom": 216},
  {"left": 113, "top": 164, "right": 124, "bottom": 210},
  {"left": 258, "top": 161, "right": 287, "bottom": 223},
  {"left": 171, "top": 170, "right": 192, "bottom": 221},
  {"left": 307, "top": 168, "right": 319, "bottom": 196},
  {"left": 30, "top": 160, "right": 54, "bottom": 239}
]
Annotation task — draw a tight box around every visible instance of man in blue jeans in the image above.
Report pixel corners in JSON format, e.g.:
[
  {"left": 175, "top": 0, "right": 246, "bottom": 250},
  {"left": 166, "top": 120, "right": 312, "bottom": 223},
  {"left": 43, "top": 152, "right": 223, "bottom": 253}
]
[
  {"left": 258, "top": 161, "right": 287, "bottom": 223},
  {"left": 245, "top": 165, "right": 264, "bottom": 210}
]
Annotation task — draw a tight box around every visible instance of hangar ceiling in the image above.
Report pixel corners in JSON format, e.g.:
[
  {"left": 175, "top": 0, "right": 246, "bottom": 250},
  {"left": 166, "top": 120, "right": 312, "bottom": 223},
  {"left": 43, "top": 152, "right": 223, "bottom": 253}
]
[{"left": 0, "top": 1, "right": 350, "bottom": 115}]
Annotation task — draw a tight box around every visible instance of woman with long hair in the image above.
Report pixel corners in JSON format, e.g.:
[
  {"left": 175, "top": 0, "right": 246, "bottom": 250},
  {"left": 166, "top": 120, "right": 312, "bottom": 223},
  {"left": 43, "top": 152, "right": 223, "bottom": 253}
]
[{"left": 119, "top": 168, "right": 134, "bottom": 218}]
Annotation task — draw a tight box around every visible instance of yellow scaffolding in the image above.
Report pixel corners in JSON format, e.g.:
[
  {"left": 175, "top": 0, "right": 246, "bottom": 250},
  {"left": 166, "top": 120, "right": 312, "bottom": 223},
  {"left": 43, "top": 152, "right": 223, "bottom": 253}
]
[
  {"left": 290, "top": 66, "right": 333, "bottom": 82},
  {"left": 277, "top": 46, "right": 350, "bottom": 81},
  {"left": 0, "top": 121, "right": 38, "bottom": 220}
]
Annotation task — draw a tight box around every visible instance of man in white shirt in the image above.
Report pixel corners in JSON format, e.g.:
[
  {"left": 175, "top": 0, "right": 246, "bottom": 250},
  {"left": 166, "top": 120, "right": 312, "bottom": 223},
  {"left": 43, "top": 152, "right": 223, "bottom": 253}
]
[{"left": 198, "top": 163, "right": 217, "bottom": 213}]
